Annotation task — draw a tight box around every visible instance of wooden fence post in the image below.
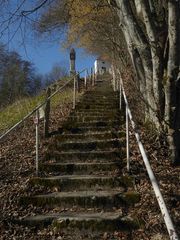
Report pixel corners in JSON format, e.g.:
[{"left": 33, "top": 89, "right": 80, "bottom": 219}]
[{"left": 44, "top": 87, "right": 51, "bottom": 138}]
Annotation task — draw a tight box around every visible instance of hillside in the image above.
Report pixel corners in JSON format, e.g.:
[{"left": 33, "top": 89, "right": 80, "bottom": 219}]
[
  {"left": 0, "top": 76, "right": 86, "bottom": 238},
  {"left": 0, "top": 77, "right": 73, "bottom": 135},
  {"left": 0, "top": 76, "right": 179, "bottom": 239}
]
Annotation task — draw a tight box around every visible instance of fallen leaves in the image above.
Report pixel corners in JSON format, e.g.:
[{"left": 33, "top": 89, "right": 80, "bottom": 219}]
[
  {"left": 0, "top": 100, "right": 180, "bottom": 239},
  {"left": 0, "top": 102, "right": 72, "bottom": 240},
  {"left": 128, "top": 124, "right": 180, "bottom": 239}
]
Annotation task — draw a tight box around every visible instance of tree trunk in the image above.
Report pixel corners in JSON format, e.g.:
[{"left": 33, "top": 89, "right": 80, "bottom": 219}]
[
  {"left": 140, "top": 0, "right": 164, "bottom": 124},
  {"left": 121, "top": 25, "right": 146, "bottom": 99},
  {"left": 116, "top": 0, "right": 159, "bottom": 124},
  {"left": 166, "top": 0, "right": 180, "bottom": 164}
]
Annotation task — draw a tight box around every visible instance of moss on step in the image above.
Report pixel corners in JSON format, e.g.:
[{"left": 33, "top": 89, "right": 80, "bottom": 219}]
[
  {"left": 62, "top": 120, "right": 120, "bottom": 129},
  {"left": 20, "top": 190, "right": 140, "bottom": 209},
  {"left": 45, "top": 149, "right": 126, "bottom": 162},
  {"left": 115, "top": 175, "right": 134, "bottom": 188},
  {"left": 52, "top": 214, "right": 140, "bottom": 233},
  {"left": 40, "top": 162, "right": 125, "bottom": 175},
  {"left": 29, "top": 175, "right": 134, "bottom": 190},
  {"left": 51, "top": 131, "right": 126, "bottom": 143},
  {"left": 122, "top": 191, "right": 140, "bottom": 205},
  {"left": 47, "top": 139, "right": 126, "bottom": 153}
]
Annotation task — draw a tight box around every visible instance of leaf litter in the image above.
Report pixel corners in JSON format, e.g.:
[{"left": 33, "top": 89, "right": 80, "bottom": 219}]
[{"left": 0, "top": 102, "right": 179, "bottom": 239}]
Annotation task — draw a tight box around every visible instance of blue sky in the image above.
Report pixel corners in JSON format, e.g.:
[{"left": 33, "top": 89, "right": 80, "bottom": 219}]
[
  {"left": 2, "top": 35, "right": 96, "bottom": 76},
  {"left": 0, "top": 1, "right": 97, "bottom": 75},
  {"left": 8, "top": 38, "right": 97, "bottom": 75}
]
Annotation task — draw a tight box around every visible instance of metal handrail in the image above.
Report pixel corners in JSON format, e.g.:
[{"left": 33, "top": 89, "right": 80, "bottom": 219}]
[
  {"left": 120, "top": 78, "right": 179, "bottom": 240},
  {"left": 0, "top": 68, "right": 87, "bottom": 141}
]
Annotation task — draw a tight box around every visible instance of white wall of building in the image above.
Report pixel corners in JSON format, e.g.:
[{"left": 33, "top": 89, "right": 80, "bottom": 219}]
[{"left": 94, "top": 59, "right": 111, "bottom": 74}]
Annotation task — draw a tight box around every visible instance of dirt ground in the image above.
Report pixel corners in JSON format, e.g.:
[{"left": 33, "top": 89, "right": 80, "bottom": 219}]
[{"left": 0, "top": 102, "right": 179, "bottom": 240}]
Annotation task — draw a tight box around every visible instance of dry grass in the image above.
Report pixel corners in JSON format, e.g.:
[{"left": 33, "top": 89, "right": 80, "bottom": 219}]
[{"left": 0, "top": 78, "right": 78, "bottom": 135}]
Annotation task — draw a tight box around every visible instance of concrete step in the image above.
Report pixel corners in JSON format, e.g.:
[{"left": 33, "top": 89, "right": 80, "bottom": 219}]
[
  {"left": 71, "top": 113, "right": 122, "bottom": 119},
  {"left": 82, "top": 98, "right": 117, "bottom": 101},
  {"left": 78, "top": 101, "right": 119, "bottom": 106},
  {"left": 71, "top": 111, "right": 121, "bottom": 115},
  {"left": 40, "top": 161, "right": 125, "bottom": 175},
  {"left": 78, "top": 95, "right": 118, "bottom": 99},
  {"left": 46, "top": 149, "right": 125, "bottom": 162},
  {"left": 21, "top": 190, "right": 140, "bottom": 209},
  {"left": 76, "top": 103, "right": 118, "bottom": 107},
  {"left": 77, "top": 101, "right": 119, "bottom": 106},
  {"left": 75, "top": 105, "right": 119, "bottom": 110},
  {"left": 79, "top": 92, "right": 117, "bottom": 96},
  {"left": 84, "top": 92, "right": 118, "bottom": 96},
  {"left": 76, "top": 103, "right": 119, "bottom": 108},
  {"left": 53, "top": 137, "right": 125, "bottom": 145},
  {"left": 17, "top": 80, "right": 139, "bottom": 236},
  {"left": 73, "top": 109, "right": 121, "bottom": 114},
  {"left": 75, "top": 106, "right": 118, "bottom": 110},
  {"left": 72, "top": 110, "right": 121, "bottom": 115},
  {"left": 60, "top": 126, "right": 121, "bottom": 134},
  {"left": 29, "top": 175, "right": 133, "bottom": 191},
  {"left": 63, "top": 120, "right": 120, "bottom": 129},
  {"left": 48, "top": 139, "right": 125, "bottom": 152},
  {"left": 67, "top": 116, "right": 120, "bottom": 122},
  {"left": 81, "top": 97, "right": 119, "bottom": 102},
  {"left": 52, "top": 131, "right": 126, "bottom": 142},
  {"left": 20, "top": 212, "right": 139, "bottom": 232}
]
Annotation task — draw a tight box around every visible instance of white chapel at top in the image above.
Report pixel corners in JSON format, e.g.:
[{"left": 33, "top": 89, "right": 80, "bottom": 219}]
[{"left": 94, "top": 58, "right": 112, "bottom": 75}]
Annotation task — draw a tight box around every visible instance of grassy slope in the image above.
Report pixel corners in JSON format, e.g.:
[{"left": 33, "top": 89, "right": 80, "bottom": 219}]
[{"left": 0, "top": 79, "right": 75, "bottom": 134}]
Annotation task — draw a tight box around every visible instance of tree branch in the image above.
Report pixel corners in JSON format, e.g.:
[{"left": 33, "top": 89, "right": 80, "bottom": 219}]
[{"left": 21, "top": 0, "right": 51, "bottom": 16}]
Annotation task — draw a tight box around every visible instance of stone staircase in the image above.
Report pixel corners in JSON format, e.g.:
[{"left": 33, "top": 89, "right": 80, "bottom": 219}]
[{"left": 20, "top": 77, "right": 140, "bottom": 238}]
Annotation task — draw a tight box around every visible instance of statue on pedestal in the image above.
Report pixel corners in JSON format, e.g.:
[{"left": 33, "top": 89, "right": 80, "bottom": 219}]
[{"left": 69, "top": 48, "right": 76, "bottom": 76}]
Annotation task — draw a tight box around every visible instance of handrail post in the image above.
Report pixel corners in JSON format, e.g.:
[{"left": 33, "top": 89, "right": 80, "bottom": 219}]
[
  {"left": 76, "top": 74, "right": 79, "bottom": 92},
  {"left": 44, "top": 87, "right": 51, "bottom": 138},
  {"left": 95, "top": 71, "right": 97, "bottom": 83},
  {"left": 85, "top": 69, "right": 87, "bottom": 89},
  {"left": 73, "top": 76, "right": 76, "bottom": 109},
  {"left": 119, "top": 83, "right": 122, "bottom": 110},
  {"left": 35, "top": 110, "right": 39, "bottom": 176},
  {"left": 94, "top": 69, "right": 97, "bottom": 85},
  {"left": 92, "top": 70, "right": 95, "bottom": 86},
  {"left": 126, "top": 105, "right": 130, "bottom": 172},
  {"left": 91, "top": 67, "right": 93, "bottom": 85}
]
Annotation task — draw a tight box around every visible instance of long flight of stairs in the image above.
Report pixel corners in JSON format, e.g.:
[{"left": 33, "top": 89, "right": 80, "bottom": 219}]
[{"left": 20, "top": 77, "right": 140, "bottom": 238}]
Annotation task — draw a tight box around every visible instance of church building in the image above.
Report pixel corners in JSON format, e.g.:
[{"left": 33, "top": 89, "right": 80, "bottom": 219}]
[{"left": 94, "top": 58, "right": 111, "bottom": 75}]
